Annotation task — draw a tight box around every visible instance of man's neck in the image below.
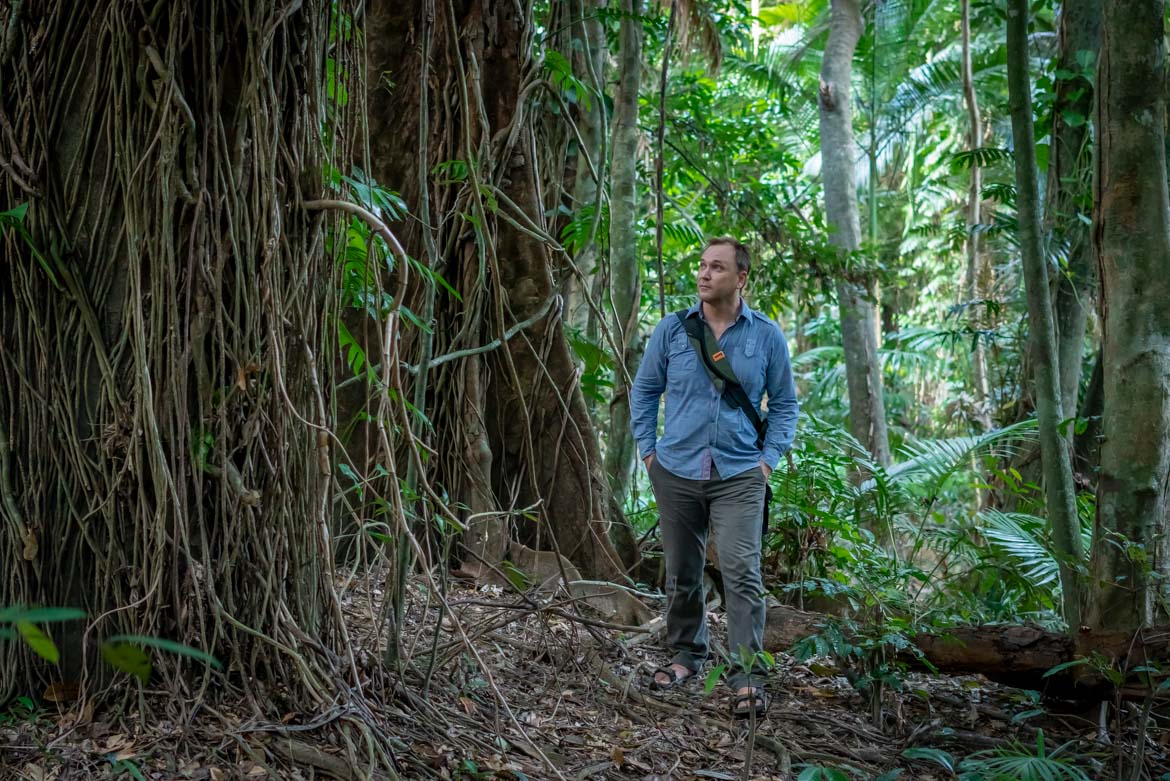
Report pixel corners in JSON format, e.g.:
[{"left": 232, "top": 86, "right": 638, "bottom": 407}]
[{"left": 701, "top": 296, "right": 742, "bottom": 327}]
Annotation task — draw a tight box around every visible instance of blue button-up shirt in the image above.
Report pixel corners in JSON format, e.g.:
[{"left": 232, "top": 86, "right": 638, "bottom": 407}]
[{"left": 629, "top": 299, "right": 799, "bottom": 480}]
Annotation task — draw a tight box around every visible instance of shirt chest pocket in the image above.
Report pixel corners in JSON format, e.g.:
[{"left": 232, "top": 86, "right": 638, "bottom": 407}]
[
  {"left": 667, "top": 332, "right": 703, "bottom": 386},
  {"left": 732, "top": 337, "right": 765, "bottom": 398}
]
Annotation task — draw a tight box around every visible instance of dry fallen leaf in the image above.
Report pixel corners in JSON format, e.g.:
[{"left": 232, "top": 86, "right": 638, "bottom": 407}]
[
  {"left": 42, "top": 681, "right": 79, "bottom": 703},
  {"left": 22, "top": 763, "right": 48, "bottom": 781},
  {"left": 102, "top": 733, "right": 133, "bottom": 753},
  {"left": 611, "top": 747, "right": 625, "bottom": 766},
  {"left": 22, "top": 527, "right": 38, "bottom": 561}
]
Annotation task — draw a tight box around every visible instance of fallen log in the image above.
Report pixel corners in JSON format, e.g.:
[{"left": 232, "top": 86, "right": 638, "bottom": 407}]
[{"left": 763, "top": 605, "right": 1170, "bottom": 698}]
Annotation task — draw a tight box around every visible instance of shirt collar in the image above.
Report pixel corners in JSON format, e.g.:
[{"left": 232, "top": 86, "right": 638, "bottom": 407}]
[{"left": 686, "top": 298, "right": 755, "bottom": 324}]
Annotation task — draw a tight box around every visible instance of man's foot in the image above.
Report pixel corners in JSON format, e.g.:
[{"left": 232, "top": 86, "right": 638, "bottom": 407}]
[
  {"left": 650, "top": 663, "right": 695, "bottom": 690},
  {"left": 730, "top": 686, "right": 768, "bottom": 719}
]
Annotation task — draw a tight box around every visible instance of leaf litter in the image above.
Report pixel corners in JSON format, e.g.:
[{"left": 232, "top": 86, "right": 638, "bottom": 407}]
[{"left": 2, "top": 573, "right": 1168, "bottom": 780}]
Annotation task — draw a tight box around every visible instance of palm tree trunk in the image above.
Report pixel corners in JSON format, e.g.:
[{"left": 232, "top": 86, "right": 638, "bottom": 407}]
[{"left": 1006, "top": 0, "right": 1083, "bottom": 627}]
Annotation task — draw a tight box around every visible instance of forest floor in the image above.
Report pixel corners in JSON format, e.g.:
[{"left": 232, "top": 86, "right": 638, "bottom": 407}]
[{"left": 5, "top": 573, "right": 1170, "bottom": 780}]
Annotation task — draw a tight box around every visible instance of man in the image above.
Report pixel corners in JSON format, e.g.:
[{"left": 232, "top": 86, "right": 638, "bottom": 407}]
[{"left": 629, "top": 236, "right": 798, "bottom": 718}]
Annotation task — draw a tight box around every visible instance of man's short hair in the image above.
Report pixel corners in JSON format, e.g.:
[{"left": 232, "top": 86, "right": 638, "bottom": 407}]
[{"left": 704, "top": 236, "right": 751, "bottom": 274}]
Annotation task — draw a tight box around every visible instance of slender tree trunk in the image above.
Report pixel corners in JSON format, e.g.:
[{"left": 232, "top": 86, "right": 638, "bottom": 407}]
[
  {"left": 1086, "top": 0, "right": 1170, "bottom": 631},
  {"left": 603, "top": 0, "right": 644, "bottom": 512},
  {"left": 1048, "top": 0, "right": 1101, "bottom": 421},
  {"left": 1006, "top": 0, "right": 1083, "bottom": 627},
  {"left": 562, "top": 0, "right": 606, "bottom": 335},
  {"left": 818, "top": 0, "right": 891, "bottom": 468},
  {"left": 961, "top": 0, "right": 992, "bottom": 431}
]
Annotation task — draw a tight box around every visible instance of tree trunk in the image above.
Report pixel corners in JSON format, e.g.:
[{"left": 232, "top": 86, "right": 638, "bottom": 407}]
[
  {"left": 561, "top": 0, "right": 606, "bottom": 336},
  {"left": 1, "top": 0, "right": 353, "bottom": 702},
  {"left": 1048, "top": 0, "right": 1100, "bottom": 421},
  {"left": 1086, "top": 0, "right": 1170, "bottom": 631},
  {"left": 603, "top": 0, "right": 644, "bottom": 513},
  {"left": 961, "top": 0, "right": 992, "bottom": 431},
  {"left": 365, "top": 1, "right": 632, "bottom": 586},
  {"left": 763, "top": 604, "right": 1169, "bottom": 698},
  {"left": 1006, "top": 0, "right": 1083, "bottom": 627},
  {"left": 818, "top": 0, "right": 891, "bottom": 468}
]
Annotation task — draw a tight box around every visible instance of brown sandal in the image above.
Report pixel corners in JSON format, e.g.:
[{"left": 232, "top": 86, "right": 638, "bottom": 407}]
[
  {"left": 731, "top": 687, "right": 769, "bottom": 719},
  {"left": 649, "top": 665, "right": 694, "bottom": 691}
]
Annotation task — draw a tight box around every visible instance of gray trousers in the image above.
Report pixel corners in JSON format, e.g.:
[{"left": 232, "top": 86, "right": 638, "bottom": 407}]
[{"left": 649, "top": 458, "right": 767, "bottom": 690}]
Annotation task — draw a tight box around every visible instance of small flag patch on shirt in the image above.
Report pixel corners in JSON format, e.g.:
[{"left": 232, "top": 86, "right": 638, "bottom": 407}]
[{"left": 712, "top": 351, "right": 725, "bottom": 361}]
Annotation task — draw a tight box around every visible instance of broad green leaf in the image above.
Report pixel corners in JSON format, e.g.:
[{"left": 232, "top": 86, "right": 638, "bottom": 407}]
[
  {"left": 0, "top": 606, "right": 86, "bottom": 623},
  {"left": 1044, "top": 658, "right": 1090, "bottom": 677},
  {"left": 0, "top": 202, "right": 29, "bottom": 221},
  {"left": 105, "top": 635, "right": 222, "bottom": 670},
  {"left": 110, "top": 759, "right": 147, "bottom": 781},
  {"left": 101, "top": 642, "right": 152, "bottom": 684},
  {"left": 902, "top": 747, "right": 956, "bottom": 772},
  {"left": 704, "top": 664, "right": 726, "bottom": 694},
  {"left": 500, "top": 561, "right": 531, "bottom": 592},
  {"left": 796, "top": 767, "right": 851, "bottom": 781},
  {"left": 17, "top": 622, "right": 59, "bottom": 663}
]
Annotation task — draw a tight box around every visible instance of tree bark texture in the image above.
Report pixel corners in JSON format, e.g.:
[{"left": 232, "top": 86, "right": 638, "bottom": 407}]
[
  {"left": 961, "top": 0, "right": 991, "bottom": 431},
  {"left": 365, "top": 1, "right": 630, "bottom": 583},
  {"left": 562, "top": 0, "right": 607, "bottom": 336},
  {"left": 0, "top": 1, "right": 355, "bottom": 701},
  {"left": 1047, "top": 0, "right": 1100, "bottom": 421},
  {"left": 1087, "top": 0, "right": 1170, "bottom": 631},
  {"left": 603, "top": 0, "right": 644, "bottom": 518},
  {"left": 818, "top": 0, "right": 891, "bottom": 468},
  {"left": 1006, "top": 0, "right": 1083, "bottom": 626},
  {"left": 763, "top": 604, "right": 1169, "bottom": 697}
]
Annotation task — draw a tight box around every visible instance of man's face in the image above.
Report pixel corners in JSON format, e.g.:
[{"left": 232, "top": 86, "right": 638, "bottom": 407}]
[{"left": 697, "top": 244, "right": 746, "bottom": 305}]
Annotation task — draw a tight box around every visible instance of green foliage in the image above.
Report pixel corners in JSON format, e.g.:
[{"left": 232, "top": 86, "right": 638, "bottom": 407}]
[
  {"left": 796, "top": 766, "right": 855, "bottom": 781},
  {"left": 543, "top": 50, "right": 593, "bottom": 110},
  {"left": 0, "top": 696, "right": 41, "bottom": 725},
  {"left": 957, "top": 731, "right": 1095, "bottom": 781},
  {"left": 567, "top": 330, "right": 614, "bottom": 404},
  {"left": 978, "top": 508, "right": 1090, "bottom": 592},
  {"left": 1, "top": 605, "right": 221, "bottom": 686},
  {"left": 0, "top": 202, "right": 58, "bottom": 287},
  {"left": 0, "top": 606, "right": 86, "bottom": 662}
]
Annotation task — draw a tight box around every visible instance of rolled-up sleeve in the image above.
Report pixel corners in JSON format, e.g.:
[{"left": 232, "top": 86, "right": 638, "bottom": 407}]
[
  {"left": 630, "top": 319, "right": 669, "bottom": 460},
  {"left": 762, "top": 327, "right": 799, "bottom": 468}
]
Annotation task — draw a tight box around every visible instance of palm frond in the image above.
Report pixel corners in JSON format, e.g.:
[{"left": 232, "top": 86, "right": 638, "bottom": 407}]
[
  {"left": 791, "top": 345, "right": 844, "bottom": 368},
  {"left": 882, "top": 418, "right": 1039, "bottom": 497},
  {"left": 722, "top": 52, "right": 798, "bottom": 101},
  {"left": 950, "top": 146, "right": 1013, "bottom": 171},
  {"left": 979, "top": 509, "right": 1062, "bottom": 589}
]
